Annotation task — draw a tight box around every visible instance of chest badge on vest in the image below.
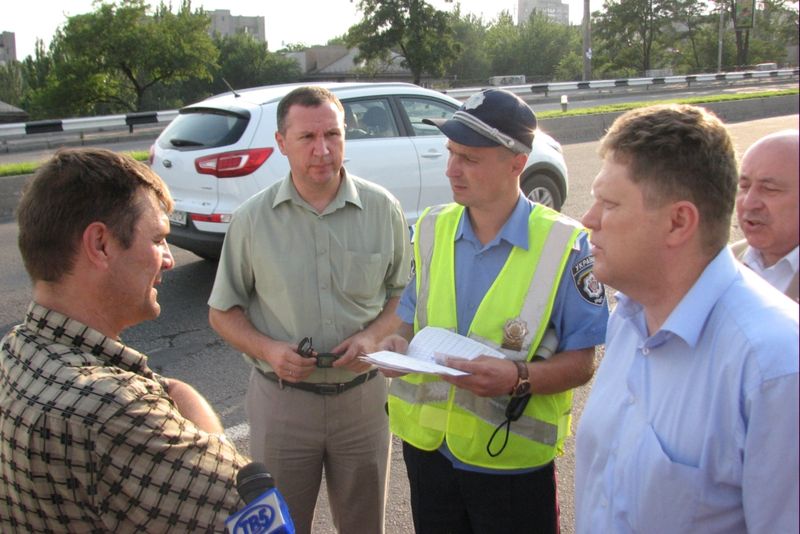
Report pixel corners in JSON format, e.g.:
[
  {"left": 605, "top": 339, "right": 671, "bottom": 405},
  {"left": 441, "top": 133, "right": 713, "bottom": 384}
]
[
  {"left": 572, "top": 255, "right": 606, "bottom": 306},
  {"left": 502, "top": 318, "right": 528, "bottom": 351}
]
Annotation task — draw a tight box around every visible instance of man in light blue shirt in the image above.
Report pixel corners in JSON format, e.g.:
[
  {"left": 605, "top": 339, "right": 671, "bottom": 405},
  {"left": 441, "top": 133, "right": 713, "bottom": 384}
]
[{"left": 575, "top": 104, "right": 799, "bottom": 533}]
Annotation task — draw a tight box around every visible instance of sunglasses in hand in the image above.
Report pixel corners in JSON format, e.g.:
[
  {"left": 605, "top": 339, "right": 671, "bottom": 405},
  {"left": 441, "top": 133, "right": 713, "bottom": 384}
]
[{"left": 297, "top": 337, "right": 341, "bottom": 368}]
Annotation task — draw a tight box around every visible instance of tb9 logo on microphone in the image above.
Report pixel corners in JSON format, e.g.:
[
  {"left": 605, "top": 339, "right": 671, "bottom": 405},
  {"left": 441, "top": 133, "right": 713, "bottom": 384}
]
[
  {"left": 226, "top": 488, "right": 294, "bottom": 534},
  {"left": 228, "top": 462, "right": 295, "bottom": 534},
  {"left": 230, "top": 502, "right": 276, "bottom": 534}
]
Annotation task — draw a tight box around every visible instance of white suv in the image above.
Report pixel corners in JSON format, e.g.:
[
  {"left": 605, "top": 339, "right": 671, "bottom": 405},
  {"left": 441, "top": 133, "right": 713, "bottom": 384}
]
[{"left": 150, "top": 82, "right": 568, "bottom": 259}]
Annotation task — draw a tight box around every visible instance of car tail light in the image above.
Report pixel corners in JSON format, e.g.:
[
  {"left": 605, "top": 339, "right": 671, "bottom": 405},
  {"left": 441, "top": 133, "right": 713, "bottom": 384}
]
[
  {"left": 148, "top": 144, "right": 155, "bottom": 165},
  {"left": 191, "top": 213, "right": 232, "bottom": 223},
  {"left": 195, "top": 148, "right": 273, "bottom": 178}
]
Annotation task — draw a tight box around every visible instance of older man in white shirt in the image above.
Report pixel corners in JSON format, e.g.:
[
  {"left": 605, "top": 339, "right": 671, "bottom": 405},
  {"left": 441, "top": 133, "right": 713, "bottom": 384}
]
[{"left": 732, "top": 129, "right": 799, "bottom": 301}]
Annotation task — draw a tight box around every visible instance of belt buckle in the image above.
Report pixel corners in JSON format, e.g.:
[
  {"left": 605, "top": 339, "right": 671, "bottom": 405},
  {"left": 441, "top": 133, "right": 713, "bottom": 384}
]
[{"left": 315, "top": 383, "right": 342, "bottom": 395}]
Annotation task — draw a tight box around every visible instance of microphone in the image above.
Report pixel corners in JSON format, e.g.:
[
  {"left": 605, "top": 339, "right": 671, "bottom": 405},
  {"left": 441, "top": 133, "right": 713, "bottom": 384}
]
[{"left": 225, "top": 462, "right": 296, "bottom": 534}]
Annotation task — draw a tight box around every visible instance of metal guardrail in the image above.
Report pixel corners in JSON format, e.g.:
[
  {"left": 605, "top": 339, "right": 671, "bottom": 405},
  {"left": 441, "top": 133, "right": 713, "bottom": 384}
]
[
  {"left": 441, "top": 68, "right": 799, "bottom": 98},
  {"left": 0, "top": 68, "right": 797, "bottom": 140},
  {"left": 0, "top": 110, "right": 178, "bottom": 139}
]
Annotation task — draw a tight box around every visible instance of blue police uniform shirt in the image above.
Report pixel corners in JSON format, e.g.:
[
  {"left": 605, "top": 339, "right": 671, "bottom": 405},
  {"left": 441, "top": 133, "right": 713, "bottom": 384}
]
[
  {"left": 397, "top": 196, "right": 609, "bottom": 473},
  {"left": 574, "top": 248, "right": 799, "bottom": 533}
]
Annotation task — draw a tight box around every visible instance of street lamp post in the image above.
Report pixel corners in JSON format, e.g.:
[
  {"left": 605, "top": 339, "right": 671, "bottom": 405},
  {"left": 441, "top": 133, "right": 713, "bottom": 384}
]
[
  {"left": 717, "top": 6, "right": 725, "bottom": 72},
  {"left": 582, "top": 0, "right": 592, "bottom": 81}
]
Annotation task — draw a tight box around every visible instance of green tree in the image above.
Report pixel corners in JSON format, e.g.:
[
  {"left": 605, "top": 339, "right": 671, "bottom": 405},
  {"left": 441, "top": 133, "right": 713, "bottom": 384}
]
[
  {"left": 33, "top": 0, "right": 218, "bottom": 115},
  {"left": 446, "top": 7, "right": 491, "bottom": 85},
  {"left": 715, "top": 0, "right": 752, "bottom": 66},
  {"left": 0, "top": 61, "right": 25, "bottom": 108},
  {"left": 279, "top": 43, "right": 311, "bottom": 52},
  {"left": 594, "top": 0, "right": 668, "bottom": 74},
  {"left": 483, "top": 11, "right": 580, "bottom": 82},
  {"left": 750, "top": 0, "right": 799, "bottom": 64},
  {"left": 347, "top": 0, "right": 460, "bottom": 84},
  {"left": 212, "top": 33, "right": 300, "bottom": 93},
  {"left": 555, "top": 50, "right": 585, "bottom": 80},
  {"left": 517, "top": 12, "right": 581, "bottom": 80},
  {"left": 484, "top": 11, "right": 521, "bottom": 76},
  {"left": 21, "top": 40, "right": 53, "bottom": 94},
  {"left": 658, "top": 0, "right": 712, "bottom": 72}
]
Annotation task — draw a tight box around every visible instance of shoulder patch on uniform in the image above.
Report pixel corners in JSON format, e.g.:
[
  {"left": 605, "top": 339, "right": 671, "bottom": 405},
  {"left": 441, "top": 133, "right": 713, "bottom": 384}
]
[{"left": 572, "top": 255, "right": 605, "bottom": 306}]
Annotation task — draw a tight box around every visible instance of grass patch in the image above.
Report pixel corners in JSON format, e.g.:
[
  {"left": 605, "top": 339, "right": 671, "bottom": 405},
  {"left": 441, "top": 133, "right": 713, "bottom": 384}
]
[
  {"left": 536, "top": 88, "right": 799, "bottom": 119},
  {"left": 0, "top": 150, "right": 149, "bottom": 178},
  {"left": 0, "top": 162, "right": 39, "bottom": 177}
]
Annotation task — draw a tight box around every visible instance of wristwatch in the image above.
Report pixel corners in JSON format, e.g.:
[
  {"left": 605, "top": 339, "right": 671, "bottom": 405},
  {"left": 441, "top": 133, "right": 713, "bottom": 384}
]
[{"left": 510, "top": 360, "right": 531, "bottom": 397}]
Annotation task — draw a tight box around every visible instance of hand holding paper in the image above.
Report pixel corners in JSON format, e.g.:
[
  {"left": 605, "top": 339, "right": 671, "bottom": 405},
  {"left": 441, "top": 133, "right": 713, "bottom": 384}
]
[{"left": 361, "top": 327, "right": 505, "bottom": 376}]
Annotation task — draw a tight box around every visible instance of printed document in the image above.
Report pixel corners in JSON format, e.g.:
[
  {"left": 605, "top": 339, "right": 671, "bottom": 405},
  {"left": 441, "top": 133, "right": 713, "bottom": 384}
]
[{"left": 361, "top": 326, "right": 505, "bottom": 376}]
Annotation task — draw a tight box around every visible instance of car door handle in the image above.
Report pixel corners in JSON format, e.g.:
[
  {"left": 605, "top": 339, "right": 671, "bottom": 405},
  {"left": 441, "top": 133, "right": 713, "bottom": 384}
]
[{"left": 420, "top": 151, "right": 445, "bottom": 159}]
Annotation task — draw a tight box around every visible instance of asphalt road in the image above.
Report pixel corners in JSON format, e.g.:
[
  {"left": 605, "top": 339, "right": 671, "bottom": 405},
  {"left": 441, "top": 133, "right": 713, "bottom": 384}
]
[{"left": 0, "top": 114, "right": 796, "bottom": 533}]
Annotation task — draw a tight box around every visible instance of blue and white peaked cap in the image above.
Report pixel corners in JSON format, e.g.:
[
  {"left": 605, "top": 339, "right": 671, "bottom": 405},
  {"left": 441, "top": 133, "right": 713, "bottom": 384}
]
[{"left": 423, "top": 89, "right": 537, "bottom": 155}]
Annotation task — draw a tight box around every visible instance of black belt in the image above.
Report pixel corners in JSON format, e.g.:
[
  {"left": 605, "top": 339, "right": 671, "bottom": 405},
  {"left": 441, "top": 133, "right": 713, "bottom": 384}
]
[{"left": 257, "top": 368, "right": 379, "bottom": 395}]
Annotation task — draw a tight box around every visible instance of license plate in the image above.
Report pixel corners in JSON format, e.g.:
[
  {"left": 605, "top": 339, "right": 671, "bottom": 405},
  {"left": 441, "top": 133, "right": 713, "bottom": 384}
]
[{"left": 168, "top": 210, "right": 187, "bottom": 226}]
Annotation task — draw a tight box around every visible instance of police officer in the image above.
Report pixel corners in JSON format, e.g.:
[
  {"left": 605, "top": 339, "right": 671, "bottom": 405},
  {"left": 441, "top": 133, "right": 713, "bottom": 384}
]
[{"left": 379, "top": 89, "right": 609, "bottom": 533}]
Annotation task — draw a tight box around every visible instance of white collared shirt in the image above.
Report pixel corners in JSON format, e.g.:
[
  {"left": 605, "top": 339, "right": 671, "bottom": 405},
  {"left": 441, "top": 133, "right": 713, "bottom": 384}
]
[{"left": 741, "top": 245, "right": 799, "bottom": 293}]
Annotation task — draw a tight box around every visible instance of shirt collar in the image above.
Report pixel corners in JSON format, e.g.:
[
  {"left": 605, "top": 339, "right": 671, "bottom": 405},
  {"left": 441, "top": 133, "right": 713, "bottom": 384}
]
[
  {"left": 273, "top": 168, "right": 363, "bottom": 212},
  {"left": 742, "top": 244, "right": 799, "bottom": 273},
  {"left": 23, "top": 302, "right": 157, "bottom": 378},
  {"left": 616, "top": 248, "right": 740, "bottom": 348},
  {"left": 456, "top": 195, "right": 532, "bottom": 250}
]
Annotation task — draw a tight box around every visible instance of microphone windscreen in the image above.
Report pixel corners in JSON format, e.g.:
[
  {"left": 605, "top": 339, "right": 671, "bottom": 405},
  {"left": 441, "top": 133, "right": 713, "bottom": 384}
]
[{"left": 236, "top": 462, "right": 276, "bottom": 504}]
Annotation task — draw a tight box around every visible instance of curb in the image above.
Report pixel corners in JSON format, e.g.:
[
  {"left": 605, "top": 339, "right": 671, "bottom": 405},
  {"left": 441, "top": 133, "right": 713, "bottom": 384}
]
[{"left": 538, "top": 94, "right": 799, "bottom": 144}]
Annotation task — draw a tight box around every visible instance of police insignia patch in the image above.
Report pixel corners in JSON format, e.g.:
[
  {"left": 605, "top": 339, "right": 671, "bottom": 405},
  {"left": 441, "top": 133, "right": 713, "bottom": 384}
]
[
  {"left": 464, "top": 91, "right": 486, "bottom": 110},
  {"left": 572, "top": 256, "right": 605, "bottom": 306}
]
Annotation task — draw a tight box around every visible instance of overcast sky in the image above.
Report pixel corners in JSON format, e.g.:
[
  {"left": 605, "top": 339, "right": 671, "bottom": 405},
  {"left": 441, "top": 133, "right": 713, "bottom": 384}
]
[{"left": 3, "top": 0, "right": 603, "bottom": 61}]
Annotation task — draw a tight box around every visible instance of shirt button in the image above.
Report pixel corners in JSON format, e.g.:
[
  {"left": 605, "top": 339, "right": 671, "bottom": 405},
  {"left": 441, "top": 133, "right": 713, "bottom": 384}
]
[
  {"left": 627, "top": 396, "right": 635, "bottom": 405},
  {"left": 641, "top": 347, "right": 650, "bottom": 355}
]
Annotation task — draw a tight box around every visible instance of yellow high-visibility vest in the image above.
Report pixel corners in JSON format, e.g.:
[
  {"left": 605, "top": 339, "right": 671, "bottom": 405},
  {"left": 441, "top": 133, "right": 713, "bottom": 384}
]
[{"left": 388, "top": 203, "right": 582, "bottom": 469}]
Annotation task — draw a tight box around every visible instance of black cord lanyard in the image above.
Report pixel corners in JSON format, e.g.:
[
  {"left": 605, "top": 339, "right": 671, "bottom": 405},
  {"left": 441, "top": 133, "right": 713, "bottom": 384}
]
[{"left": 486, "top": 394, "right": 532, "bottom": 457}]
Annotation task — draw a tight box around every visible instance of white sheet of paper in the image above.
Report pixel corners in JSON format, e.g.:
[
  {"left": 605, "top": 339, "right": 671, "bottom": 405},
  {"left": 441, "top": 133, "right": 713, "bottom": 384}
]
[
  {"left": 361, "top": 350, "right": 470, "bottom": 376},
  {"left": 361, "top": 327, "right": 505, "bottom": 376}
]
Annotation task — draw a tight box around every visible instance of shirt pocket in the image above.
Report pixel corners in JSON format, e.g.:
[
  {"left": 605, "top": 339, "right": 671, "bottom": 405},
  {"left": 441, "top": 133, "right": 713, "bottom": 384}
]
[
  {"left": 618, "top": 423, "right": 702, "bottom": 533},
  {"left": 337, "top": 250, "right": 387, "bottom": 299}
]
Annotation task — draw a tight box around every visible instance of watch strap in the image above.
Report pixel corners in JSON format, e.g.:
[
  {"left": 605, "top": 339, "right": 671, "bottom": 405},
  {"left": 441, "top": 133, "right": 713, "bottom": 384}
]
[{"left": 511, "top": 360, "right": 531, "bottom": 397}]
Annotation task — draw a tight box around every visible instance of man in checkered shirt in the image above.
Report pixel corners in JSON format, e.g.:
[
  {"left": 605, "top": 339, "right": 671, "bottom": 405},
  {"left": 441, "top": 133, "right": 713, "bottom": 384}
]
[{"left": 0, "top": 148, "right": 248, "bottom": 532}]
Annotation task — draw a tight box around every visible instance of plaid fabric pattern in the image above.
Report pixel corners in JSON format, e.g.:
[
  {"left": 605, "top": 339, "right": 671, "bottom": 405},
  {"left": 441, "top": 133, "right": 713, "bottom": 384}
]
[{"left": 0, "top": 303, "right": 247, "bottom": 533}]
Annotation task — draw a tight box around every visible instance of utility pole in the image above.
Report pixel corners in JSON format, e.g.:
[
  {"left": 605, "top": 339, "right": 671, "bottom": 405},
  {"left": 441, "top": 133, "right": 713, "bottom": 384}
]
[
  {"left": 582, "top": 0, "right": 592, "bottom": 81},
  {"left": 717, "top": 5, "right": 725, "bottom": 72}
]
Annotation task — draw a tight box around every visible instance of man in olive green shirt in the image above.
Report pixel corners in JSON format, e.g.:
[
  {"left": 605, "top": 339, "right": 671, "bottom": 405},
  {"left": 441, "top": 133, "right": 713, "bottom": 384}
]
[{"left": 208, "top": 86, "right": 411, "bottom": 534}]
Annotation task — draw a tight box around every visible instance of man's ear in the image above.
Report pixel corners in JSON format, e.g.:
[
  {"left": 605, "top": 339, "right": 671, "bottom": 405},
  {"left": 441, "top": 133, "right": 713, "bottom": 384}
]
[
  {"left": 82, "top": 222, "right": 113, "bottom": 269},
  {"left": 275, "top": 130, "right": 287, "bottom": 155},
  {"left": 510, "top": 152, "right": 528, "bottom": 176},
  {"left": 665, "top": 200, "right": 700, "bottom": 248}
]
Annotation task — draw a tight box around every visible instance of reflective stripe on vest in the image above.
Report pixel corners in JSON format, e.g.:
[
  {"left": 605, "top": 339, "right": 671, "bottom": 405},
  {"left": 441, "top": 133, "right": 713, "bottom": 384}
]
[
  {"left": 389, "top": 203, "right": 582, "bottom": 468},
  {"left": 414, "top": 204, "right": 449, "bottom": 330}
]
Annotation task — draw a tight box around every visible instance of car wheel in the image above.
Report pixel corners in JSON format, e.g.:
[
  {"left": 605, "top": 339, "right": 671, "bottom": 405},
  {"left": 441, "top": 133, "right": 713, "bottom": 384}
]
[{"left": 521, "top": 172, "right": 563, "bottom": 212}]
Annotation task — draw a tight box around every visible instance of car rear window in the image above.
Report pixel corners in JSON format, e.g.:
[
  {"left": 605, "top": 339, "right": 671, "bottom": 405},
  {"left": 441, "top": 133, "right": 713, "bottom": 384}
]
[{"left": 158, "top": 107, "right": 250, "bottom": 150}]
